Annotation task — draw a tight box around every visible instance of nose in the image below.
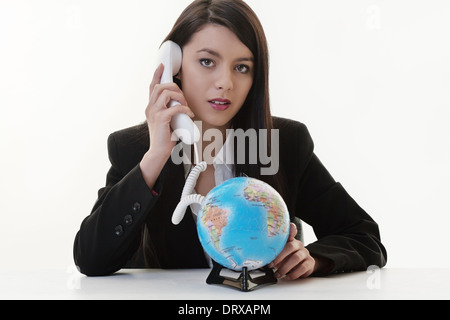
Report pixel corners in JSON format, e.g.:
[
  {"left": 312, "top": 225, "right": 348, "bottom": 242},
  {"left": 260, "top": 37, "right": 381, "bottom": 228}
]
[{"left": 215, "top": 67, "right": 233, "bottom": 92}]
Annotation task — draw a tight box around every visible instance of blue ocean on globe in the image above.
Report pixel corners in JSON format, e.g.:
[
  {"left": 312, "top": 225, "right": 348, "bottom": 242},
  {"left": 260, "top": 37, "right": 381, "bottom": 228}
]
[{"left": 196, "top": 177, "right": 290, "bottom": 271}]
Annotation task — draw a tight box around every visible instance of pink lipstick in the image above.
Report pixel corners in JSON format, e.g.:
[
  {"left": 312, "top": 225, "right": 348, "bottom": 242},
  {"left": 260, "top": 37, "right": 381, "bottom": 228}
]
[{"left": 209, "top": 98, "right": 231, "bottom": 111}]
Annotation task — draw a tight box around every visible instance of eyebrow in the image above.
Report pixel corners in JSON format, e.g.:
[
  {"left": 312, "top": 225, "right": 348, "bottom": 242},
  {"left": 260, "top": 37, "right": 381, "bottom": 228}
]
[{"left": 197, "top": 48, "right": 254, "bottom": 62}]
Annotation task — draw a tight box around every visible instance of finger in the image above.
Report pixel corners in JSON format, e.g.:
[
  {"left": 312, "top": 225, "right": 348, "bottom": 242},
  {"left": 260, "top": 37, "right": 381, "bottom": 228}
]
[
  {"left": 283, "top": 259, "right": 315, "bottom": 280},
  {"left": 274, "top": 249, "right": 310, "bottom": 279},
  {"left": 268, "top": 223, "right": 298, "bottom": 268},
  {"left": 156, "top": 88, "right": 188, "bottom": 110},
  {"left": 163, "top": 104, "right": 195, "bottom": 120},
  {"left": 268, "top": 239, "right": 303, "bottom": 269},
  {"left": 147, "top": 85, "right": 188, "bottom": 116},
  {"left": 150, "top": 64, "right": 164, "bottom": 94},
  {"left": 288, "top": 222, "right": 297, "bottom": 242}
]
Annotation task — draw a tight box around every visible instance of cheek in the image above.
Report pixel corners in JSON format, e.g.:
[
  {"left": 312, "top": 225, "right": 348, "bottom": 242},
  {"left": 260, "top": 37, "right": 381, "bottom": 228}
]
[
  {"left": 237, "top": 79, "right": 253, "bottom": 102},
  {"left": 184, "top": 84, "right": 205, "bottom": 113},
  {"left": 180, "top": 68, "right": 205, "bottom": 101}
]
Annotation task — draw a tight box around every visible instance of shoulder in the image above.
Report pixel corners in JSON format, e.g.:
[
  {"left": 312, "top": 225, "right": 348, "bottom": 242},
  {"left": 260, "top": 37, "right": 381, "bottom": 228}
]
[
  {"left": 107, "top": 122, "right": 149, "bottom": 174},
  {"left": 108, "top": 122, "right": 148, "bottom": 145},
  {"left": 273, "top": 116, "right": 309, "bottom": 135},
  {"left": 272, "top": 116, "right": 314, "bottom": 152},
  {"left": 271, "top": 117, "right": 315, "bottom": 182}
]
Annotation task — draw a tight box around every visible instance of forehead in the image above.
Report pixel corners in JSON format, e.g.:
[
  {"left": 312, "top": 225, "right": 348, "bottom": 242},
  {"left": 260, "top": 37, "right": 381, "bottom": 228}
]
[{"left": 184, "top": 24, "right": 253, "bottom": 59}]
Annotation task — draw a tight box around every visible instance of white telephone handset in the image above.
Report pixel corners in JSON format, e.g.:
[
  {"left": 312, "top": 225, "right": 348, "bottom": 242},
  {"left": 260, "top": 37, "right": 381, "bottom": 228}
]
[{"left": 157, "top": 41, "right": 200, "bottom": 145}]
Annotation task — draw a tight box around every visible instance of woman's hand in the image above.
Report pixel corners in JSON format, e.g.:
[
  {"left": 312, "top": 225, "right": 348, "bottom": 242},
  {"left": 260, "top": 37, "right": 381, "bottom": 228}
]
[
  {"left": 140, "top": 64, "right": 195, "bottom": 189},
  {"left": 145, "top": 63, "right": 194, "bottom": 159},
  {"left": 269, "top": 223, "right": 331, "bottom": 280}
]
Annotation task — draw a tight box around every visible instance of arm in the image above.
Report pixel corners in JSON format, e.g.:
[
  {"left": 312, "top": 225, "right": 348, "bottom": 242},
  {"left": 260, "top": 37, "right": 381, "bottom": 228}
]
[
  {"left": 299, "top": 154, "right": 388, "bottom": 276},
  {"left": 73, "top": 133, "right": 162, "bottom": 276},
  {"left": 73, "top": 65, "right": 195, "bottom": 276},
  {"left": 271, "top": 119, "right": 387, "bottom": 279}
]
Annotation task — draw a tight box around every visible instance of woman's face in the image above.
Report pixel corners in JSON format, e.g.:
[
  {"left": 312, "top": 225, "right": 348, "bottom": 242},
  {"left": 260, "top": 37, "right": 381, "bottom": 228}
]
[{"left": 179, "top": 24, "right": 254, "bottom": 131}]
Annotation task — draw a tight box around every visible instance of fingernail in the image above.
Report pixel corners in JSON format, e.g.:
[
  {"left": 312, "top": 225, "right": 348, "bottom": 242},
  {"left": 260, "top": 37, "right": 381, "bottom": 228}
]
[{"left": 274, "top": 272, "right": 281, "bottom": 278}]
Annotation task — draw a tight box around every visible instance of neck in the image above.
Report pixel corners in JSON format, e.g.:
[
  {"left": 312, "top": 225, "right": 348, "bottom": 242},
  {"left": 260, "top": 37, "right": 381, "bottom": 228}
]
[
  {"left": 200, "top": 121, "right": 230, "bottom": 142},
  {"left": 194, "top": 120, "right": 231, "bottom": 164}
]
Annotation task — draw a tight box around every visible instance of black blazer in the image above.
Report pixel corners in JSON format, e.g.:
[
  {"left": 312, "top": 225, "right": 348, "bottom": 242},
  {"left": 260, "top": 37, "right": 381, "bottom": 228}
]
[{"left": 73, "top": 117, "right": 387, "bottom": 276}]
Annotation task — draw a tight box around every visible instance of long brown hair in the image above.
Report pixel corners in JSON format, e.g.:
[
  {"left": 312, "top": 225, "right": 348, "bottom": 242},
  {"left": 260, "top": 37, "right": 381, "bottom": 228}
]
[{"left": 163, "top": 0, "right": 280, "bottom": 186}]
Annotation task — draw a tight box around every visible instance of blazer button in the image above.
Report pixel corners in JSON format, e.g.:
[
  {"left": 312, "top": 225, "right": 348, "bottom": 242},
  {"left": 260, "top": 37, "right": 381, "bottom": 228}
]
[
  {"left": 124, "top": 215, "right": 133, "bottom": 225},
  {"left": 114, "top": 225, "right": 124, "bottom": 237},
  {"left": 132, "top": 202, "right": 141, "bottom": 213}
]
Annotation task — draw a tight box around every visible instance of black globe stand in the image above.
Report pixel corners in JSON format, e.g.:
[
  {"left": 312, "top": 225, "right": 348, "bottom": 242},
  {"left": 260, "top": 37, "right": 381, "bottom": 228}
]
[{"left": 206, "top": 260, "right": 277, "bottom": 292}]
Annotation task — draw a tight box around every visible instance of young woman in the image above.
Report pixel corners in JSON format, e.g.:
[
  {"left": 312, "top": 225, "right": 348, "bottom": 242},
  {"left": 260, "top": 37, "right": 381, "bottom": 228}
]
[{"left": 73, "top": 0, "right": 387, "bottom": 279}]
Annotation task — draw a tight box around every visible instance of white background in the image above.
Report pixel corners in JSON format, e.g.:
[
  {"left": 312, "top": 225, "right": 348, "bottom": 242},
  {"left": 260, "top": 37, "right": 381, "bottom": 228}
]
[{"left": 1, "top": 0, "right": 449, "bottom": 271}]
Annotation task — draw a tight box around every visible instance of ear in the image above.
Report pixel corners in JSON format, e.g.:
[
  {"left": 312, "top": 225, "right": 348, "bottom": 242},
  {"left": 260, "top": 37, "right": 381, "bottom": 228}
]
[
  {"left": 174, "top": 74, "right": 182, "bottom": 89},
  {"left": 174, "top": 69, "right": 182, "bottom": 88},
  {"left": 175, "top": 69, "right": 182, "bottom": 80}
]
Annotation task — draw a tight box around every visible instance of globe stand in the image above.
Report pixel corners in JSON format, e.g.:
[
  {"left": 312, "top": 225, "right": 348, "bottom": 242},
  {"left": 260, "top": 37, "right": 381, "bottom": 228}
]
[{"left": 206, "top": 260, "right": 277, "bottom": 292}]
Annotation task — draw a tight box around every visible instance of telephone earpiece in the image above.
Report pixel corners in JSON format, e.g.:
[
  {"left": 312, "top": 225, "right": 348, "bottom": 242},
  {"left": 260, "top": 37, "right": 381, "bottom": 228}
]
[{"left": 157, "top": 41, "right": 200, "bottom": 145}]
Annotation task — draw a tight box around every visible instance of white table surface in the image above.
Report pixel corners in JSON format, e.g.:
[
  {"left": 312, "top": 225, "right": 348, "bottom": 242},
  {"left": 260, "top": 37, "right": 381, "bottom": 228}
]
[{"left": 1, "top": 267, "right": 449, "bottom": 300}]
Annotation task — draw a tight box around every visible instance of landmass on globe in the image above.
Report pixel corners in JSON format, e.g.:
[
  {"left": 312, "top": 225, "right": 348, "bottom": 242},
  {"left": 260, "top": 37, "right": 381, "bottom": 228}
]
[{"left": 243, "top": 180, "right": 287, "bottom": 237}]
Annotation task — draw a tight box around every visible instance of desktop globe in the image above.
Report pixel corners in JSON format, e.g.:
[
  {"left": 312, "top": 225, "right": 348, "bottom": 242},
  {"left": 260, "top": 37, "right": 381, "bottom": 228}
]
[
  {"left": 196, "top": 177, "right": 290, "bottom": 272},
  {"left": 171, "top": 161, "right": 291, "bottom": 290}
]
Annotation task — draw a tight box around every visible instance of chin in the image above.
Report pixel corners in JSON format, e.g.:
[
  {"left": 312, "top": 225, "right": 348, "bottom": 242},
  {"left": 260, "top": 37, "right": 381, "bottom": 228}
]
[
  {"left": 196, "top": 114, "right": 233, "bottom": 130},
  {"left": 203, "top": 120, "right": 232, "bottom": 131}
]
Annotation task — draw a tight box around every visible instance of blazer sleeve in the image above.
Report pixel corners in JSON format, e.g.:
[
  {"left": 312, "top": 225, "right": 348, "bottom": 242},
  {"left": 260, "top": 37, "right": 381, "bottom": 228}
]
[
  {"left": 73, "top": 133, "right": 161, "bottom": 276},
  {"left": 288, "top": 122, "right": 387, "bottom": 275}
]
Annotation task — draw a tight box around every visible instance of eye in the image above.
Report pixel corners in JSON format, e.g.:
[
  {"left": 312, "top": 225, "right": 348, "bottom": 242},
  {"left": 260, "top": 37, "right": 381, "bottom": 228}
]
[
  {"left": 235, "top": 64, "right": 250, "bottom": 74},
  {"left": 200, "top": 59, "right": 215, "bottom": 68}
]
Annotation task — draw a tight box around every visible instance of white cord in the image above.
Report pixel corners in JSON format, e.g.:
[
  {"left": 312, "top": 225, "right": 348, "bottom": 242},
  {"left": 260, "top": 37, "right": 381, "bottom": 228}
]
[
  {"left": 172, "top": 194, "right": 205, "bottom": 225},
  {"left": 172, "top": 160, "right": 207, "bottom": 225},
  {"left": 193, "top": 141, "right": 200, "bottom": 167},
  {"left": 181, "top": 161, "right": 207, "bottom": 198}
]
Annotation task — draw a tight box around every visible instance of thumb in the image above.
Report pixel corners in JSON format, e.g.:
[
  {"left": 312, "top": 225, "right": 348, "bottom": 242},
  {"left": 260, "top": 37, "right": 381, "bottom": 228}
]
[{"left": 288, "top": 222, "right": 297, "bottom": 242}]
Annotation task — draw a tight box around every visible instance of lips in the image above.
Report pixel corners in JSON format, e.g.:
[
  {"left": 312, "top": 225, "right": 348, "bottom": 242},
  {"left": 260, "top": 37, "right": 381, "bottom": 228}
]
[{"left": 208, "top": 98, "right": 231, "bottom": 111}]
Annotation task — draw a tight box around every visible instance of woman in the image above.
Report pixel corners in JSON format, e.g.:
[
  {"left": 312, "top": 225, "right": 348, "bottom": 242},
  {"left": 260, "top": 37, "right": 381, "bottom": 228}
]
[{"left": 73, "top": 0, "right": 387, "bottom": 279}]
